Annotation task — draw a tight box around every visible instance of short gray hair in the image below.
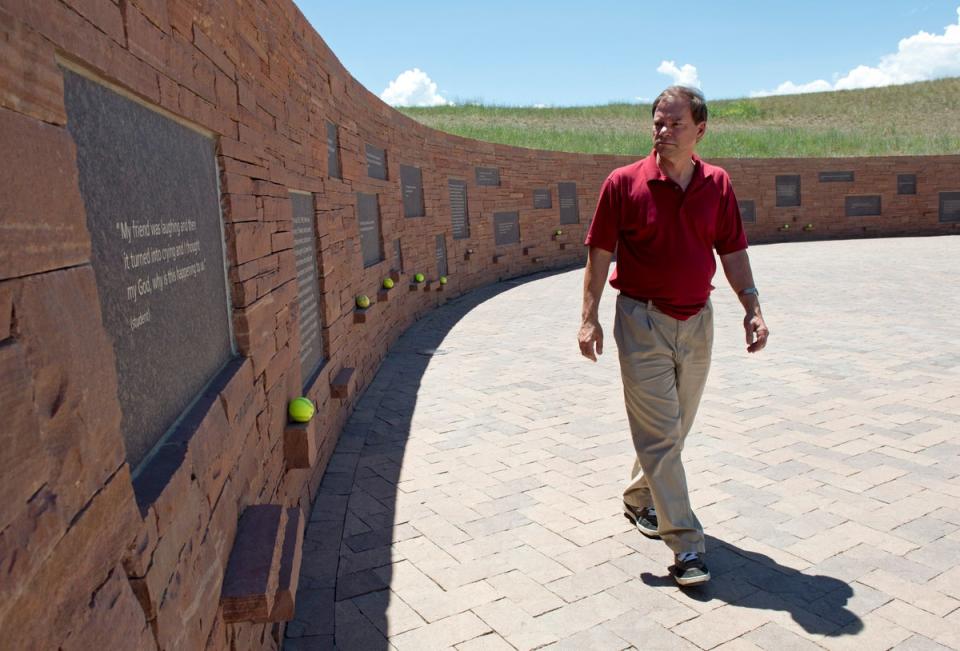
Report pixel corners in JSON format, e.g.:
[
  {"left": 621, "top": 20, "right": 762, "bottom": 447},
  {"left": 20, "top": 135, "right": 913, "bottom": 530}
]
[{"left": 651, "top": 86, "right": 708, "bottom": 124}]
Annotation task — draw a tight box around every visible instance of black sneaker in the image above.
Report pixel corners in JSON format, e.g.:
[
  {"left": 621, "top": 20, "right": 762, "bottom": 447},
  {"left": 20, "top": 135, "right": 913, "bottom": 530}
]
[
  {"left": 623, "top": 503, "right": 660, "bottom": 538},
  {"left": 672, "top": 553, "right": 710, "bottom": 586}
]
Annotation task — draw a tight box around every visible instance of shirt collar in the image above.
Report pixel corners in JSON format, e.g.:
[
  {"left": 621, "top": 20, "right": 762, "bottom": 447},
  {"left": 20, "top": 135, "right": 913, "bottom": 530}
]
[{"left": 642, "top": 149, "right": 711, "bottom": 189}]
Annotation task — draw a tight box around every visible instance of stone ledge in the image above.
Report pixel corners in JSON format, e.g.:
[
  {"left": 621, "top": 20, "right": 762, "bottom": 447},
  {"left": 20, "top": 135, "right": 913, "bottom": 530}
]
[
  {"left": 330, "top": 367, "right": 355, "bottom": 400},
  {"left": 284, "top": 419, "right": 316, "bottom": 469},
  {"left": 268, "top": 508, "right": 305, "bottom": 621},
  {"left": 220, "top": 505, "right": 287, "bottom": 623}
]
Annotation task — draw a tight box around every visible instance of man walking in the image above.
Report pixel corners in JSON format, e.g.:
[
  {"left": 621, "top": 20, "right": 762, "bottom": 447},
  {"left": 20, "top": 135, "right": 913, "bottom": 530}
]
[{"left": 577, "top": 86, "right": 769, "bottom": 586}]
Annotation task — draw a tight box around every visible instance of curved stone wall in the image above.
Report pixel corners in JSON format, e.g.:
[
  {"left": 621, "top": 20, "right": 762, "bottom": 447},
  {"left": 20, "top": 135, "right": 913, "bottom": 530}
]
[{"left": 0, "top": 1, "right": 957, "bottom": 649}]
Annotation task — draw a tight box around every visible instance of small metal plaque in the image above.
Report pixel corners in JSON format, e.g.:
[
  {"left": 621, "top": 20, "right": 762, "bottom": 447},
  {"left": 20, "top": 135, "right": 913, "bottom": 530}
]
[
  {"left": 356, "top": 193, "right": 384, "bottom": 267},
  {"left": 819, "top": 171, "right": 854, "bottom": 182},
  {"left": 897, "top": 174, "right": 917, "bottom": 195},
  {"left": 739, "top": 199, "right": 757, "bottom": 224},
  {"left": 845, "top": 195, "right": 881, "bottom": 217},
  {"left": 400, "top": 164, "right": 425, "bottom": 218},
  {"left": 776, "top": 175, "right": 801, "bottom": 207},
  {"left": 558, "top": 182, "right": 579, "bottom": 224},
  {"left": 365, "top": 143, "right": 387, "bottom": 180},
  {"left": 63, "top": 68, "right": 233, "bottom": 467},
  {"left": 436, "top": 235, "right": 448, "bottom": 277},
  {"left": 449, "top": 179, "right": 470, "bottom": 240},
  {"left": 326, "top": 121, "right": 341, "bottom": 179},
  {"left": 940, "top": 192, "right": 960, "bottom": 223},
  {"left": 493, "top": 211, "right": 520, "bottom": 246},
  {"left": 533, "top": 189, "right": 552, "bottom": 209},
  {"left": 291, "top": 192, "right": 323, "bottom": 381},
  {"left": 475, "top": 166, "right": 500, "bottom": 186}
]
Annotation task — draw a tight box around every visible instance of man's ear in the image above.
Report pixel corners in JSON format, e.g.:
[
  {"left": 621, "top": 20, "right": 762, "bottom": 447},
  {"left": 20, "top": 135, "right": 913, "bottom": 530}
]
[{"left": 696, "top": 121, "right": 707, "bottom": 142}]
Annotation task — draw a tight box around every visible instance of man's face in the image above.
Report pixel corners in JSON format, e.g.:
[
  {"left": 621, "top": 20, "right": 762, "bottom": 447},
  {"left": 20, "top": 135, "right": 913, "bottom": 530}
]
[{"left": 652, "top": 96, "right": 706, "bottom": 161}]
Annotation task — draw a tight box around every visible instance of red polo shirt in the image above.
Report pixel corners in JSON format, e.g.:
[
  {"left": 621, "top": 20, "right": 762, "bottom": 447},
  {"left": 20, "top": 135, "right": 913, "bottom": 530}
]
[{"left": 585, "top": 151, "right": 748, "bottom": 320}]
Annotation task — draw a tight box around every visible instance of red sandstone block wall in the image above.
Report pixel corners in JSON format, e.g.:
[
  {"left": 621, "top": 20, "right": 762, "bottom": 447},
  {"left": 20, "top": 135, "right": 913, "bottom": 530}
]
[{"left": 0, "top": 1, "right": 957, "bottom": 650}]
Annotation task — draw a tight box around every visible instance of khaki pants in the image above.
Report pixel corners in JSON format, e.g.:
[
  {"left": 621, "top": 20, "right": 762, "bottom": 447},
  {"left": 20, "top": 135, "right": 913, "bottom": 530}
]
[{"left": 614, "top": 294, "right": 713, "bottom": 554}]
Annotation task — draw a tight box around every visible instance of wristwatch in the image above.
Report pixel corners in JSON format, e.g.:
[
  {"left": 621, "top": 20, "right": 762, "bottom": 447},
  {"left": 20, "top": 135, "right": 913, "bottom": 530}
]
[{"left": 738, "top": 287, "right": 759, "bottom": 297}]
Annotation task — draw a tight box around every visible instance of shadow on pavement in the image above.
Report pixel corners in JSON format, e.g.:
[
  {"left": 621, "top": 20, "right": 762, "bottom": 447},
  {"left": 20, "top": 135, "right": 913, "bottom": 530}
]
[
  {"left": 284, "top": 268, "right": 576, "bottom": 650},
  {"left": 640, "top": 535, "right": 864, "bottom": 636}
]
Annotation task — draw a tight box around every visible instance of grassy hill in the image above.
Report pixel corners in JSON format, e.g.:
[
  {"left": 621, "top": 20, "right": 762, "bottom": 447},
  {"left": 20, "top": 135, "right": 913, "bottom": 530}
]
[{"left": 398, "top": 78, "right": 960, "bottom": 158}]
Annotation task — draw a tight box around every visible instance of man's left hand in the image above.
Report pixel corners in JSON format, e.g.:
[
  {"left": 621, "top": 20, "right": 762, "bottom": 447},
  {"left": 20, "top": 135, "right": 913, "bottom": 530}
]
[{"left": 744, "top": 313, "right": 769, "bottom": 353}]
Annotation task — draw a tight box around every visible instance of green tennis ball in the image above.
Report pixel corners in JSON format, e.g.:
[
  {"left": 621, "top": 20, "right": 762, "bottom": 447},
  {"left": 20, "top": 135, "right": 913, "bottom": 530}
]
[
  {"left": 555, "top": 229, "right": 563, "bottom": 236},
  {"left": 439, "top": 276, "right": 448, "bottom": 285},
  {"left": 356, "top": 294, "right": 370, "bottom": 309},
  {"left": 414, "top": 273, "right": 425, "bottom": 283},
  {"left": 288, "top": 397, "right": 315, "bottom": 423},
  {"left": 382, "top": 277, "right": 394, "bottom": 289}
]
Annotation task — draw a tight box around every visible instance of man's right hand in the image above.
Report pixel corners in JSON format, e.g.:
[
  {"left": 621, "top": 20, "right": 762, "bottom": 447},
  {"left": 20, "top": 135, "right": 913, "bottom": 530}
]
[{"left": 578, "top": 320, "right": 604, "bottom": 362}]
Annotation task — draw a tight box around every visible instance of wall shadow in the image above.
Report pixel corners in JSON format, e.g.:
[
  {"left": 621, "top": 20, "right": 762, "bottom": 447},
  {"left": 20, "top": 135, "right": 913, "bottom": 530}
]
[
  {"left": 284, "top": 267, "right": 577, "bottom": 650},
  {"left": 640, "top": 535, "right": 864, "bottom": 636}
]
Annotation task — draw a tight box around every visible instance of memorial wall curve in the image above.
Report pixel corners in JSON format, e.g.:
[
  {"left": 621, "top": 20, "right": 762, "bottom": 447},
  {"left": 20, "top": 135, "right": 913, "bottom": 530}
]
[{"left": 0, "top": 1, "right": 958, "bottom": 649}]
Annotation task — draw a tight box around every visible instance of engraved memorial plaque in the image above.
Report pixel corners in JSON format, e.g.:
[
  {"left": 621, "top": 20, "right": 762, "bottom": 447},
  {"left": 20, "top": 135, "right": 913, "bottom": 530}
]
[
  {"left": 897, "top": 174, "right": 917, "bottom": 195},
  {"left": 475, "top": 166, "right": 500, "bottom": 186},
  {"left": 356, "top": 193, "right": 384, "bottom": 267},
  {"left": 558, "top": 182, "right": 579, "bottom": 224},
  {"left": 393, "top": 238, "right": 404, "bottom": 272},
  {"left": 819, "top": 171, "right": 854, "bottom": 182},
  {"left": 63, "top": 68, "right": 233, "bottom": 467},
  {"left": 365, "top": 143, "right": 387, "bottom": 180},
  {"left": 448, "top": 179, "right": 470, "bottom": 240},
  {"left": 493, "top": 211, "right": 520, "bottom": 246},
  {"left": 436, "top": 235, "right": 448, "bottom": 277},
  {"left": 400, "top": 164, "right": 425, "bottom": 218},
  {"left": 533, "top": 189, "right": 552, "bottom": 209},
  {"left": 940, "top": 192, "right": 960, "bottom": 223},
  {"left": 845, "top": 195, "right": 882, "bottom": 217},
  {"left": 776, "top": 175, "right": 801, "bottom": 207},
  {"left": 291, "top": 192, "right": 323, "bottom": 383},
  {"left": 739, "top": 199, "right": 757, "bottom": 224},
  {"left": 326, "top": 121, "right": 341, "bottom": 179}
]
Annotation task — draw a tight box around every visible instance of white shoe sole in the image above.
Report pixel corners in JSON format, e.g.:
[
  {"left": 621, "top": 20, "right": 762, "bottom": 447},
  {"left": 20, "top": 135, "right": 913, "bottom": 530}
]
[
  {"left": 674, "top": 571, "right": 711, "bottom": 586},
  {"left": 622, "top": 511, "right": 660, "bottom": 538}
]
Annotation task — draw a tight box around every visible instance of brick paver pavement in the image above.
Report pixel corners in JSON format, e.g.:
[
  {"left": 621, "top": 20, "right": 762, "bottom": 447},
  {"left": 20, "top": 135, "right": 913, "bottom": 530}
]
[{"left": 287, "top": 236, "right": 960, "bottom": 651}]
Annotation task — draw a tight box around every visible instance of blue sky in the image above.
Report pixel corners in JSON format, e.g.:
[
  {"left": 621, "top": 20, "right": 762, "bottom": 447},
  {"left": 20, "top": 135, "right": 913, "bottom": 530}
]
[{"left": 293, "top": 1, "right": 960, "bottom": 106}]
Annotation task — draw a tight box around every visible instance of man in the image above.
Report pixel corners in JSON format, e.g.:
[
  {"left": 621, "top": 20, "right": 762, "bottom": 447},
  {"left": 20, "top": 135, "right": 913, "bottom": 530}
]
[{"left": 577, "top": 86, "right": 769, "bottom": 586}]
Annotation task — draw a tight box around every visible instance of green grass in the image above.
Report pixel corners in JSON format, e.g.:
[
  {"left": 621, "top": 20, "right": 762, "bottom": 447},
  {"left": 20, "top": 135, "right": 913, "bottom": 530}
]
[{"left": 399, "top": 78, "right": 960, "bottom": 158}]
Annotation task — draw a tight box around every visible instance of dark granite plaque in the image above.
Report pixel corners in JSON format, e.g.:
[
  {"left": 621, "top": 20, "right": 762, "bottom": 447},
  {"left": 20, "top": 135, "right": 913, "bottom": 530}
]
[
  {"left": 475, "top": 166, "right": 500, "bottom": 186},
  {"left": 436, "top": 235, "right": 448, "bottom": 277},
  {"left": 739, "top": 199, "right": 757, "bottom": 224},
  {"left": 494, "top": 211, "right": 520, "bottom": 246},
  {"left": 291, "top": 192, "right": 323, "bottom": 383},
  {"left": 365, "top": 144, "right": 387, "bottom": 180},
  {"left": 400, "top": 164, "right": 425, "bottom": 218},
  {"left": 356, "top": 193, "right": 384, "bottom": 267},
  {"left": 940, "top": 192, "right": 960, "bottom": 223},
  {"left": 393, "top": 238, "right": 404, "bottom": 272},
  {"left": 845, "top": 195, "right": 882, "bottom": 217},
  {"left": 558, "top": 182, "right": 579, "bottom": 224},
  {"left": 533, "top": 189, "right": 552, "bottom": 209},
  {"left": 776, "top": 175, "right": 801, "bottom": 207},
  {"left": 326, "top": 121, "right": 341, "bottom": 179},
  {"left": 897, "top": 174, "right": 917, "bottom": 195},
  {"left": 819, "top": 171, "right": 854, "bottom": 182},
  {"left": 63, "top": 68, "right": 233, "bottom": 468},
  {"left": 449, "top": 179, "right": 470, "bottom": 240}
]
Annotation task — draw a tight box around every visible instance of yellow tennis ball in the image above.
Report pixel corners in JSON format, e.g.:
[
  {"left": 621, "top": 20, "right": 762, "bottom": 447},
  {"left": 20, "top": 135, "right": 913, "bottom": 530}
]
[
  {"left": 356, "top": 294, "right": 370, "bottom": 309},
  {"left": 439, "top": 276, "right": 448, "bottom": 285},
  {"left": 382, "top": 277, "right": 395, "bottom": 289},
  {"left": 288, "top": 397, "right": 315, "bottom": 423}
]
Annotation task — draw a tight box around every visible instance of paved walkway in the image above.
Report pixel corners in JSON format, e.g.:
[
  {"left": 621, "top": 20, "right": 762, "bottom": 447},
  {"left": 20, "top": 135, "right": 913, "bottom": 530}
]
[{"left": 286, "top": 236, "right": 960, "bottom": 651}]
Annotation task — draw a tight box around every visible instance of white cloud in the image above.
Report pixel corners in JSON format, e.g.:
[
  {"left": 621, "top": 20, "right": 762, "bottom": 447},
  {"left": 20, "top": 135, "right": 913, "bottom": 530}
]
[
  {"left": 380, "top": 68, "right": 452, "bottom": 107},
  {"left": 751, "top": 6, "right": 960, "bottom": 96},
  {"left": 656, "top": 60, "right": 702, "bottom": 89}
]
